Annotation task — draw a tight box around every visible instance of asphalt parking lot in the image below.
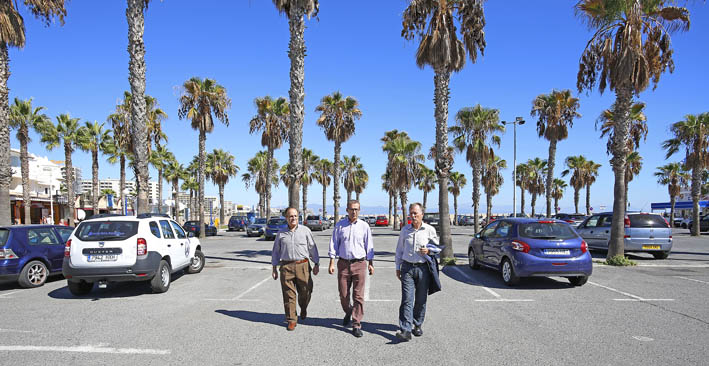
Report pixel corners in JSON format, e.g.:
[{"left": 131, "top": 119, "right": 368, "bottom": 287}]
[{"left": 1, "top": 226, "right": 707, "bottom": 365}]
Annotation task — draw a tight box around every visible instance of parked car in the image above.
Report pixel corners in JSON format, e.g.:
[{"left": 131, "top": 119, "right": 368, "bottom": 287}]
[
  {"left": 305, "top": 215, "right": 328, "bottom": 231},
  {"left": 63, "top": 214, "right": 204, "bottom": 295},
  {"left": 459, "top": 216, "right": 477, "bottom": 226},
  {"left": 423, "top": 212, "right": 441, "bottom": 232},
  {"left": 399, "top": 216, "right": 412, "bottom": 229},
  {"left": 468, "top": 218, "right": 592, "bottom": 286},
  {"left": 482, "top": 215, "right": 504, "bottom": 226},
  {"left": 576, "top": 212, "right": 672, "bottom": 259},
  {"left": 672, "top": 216, "right": 683, "bottom": 228},
  {"left": 183, "top": 221, "right": 217, "bottom": 237},
  {"left": 246, "top": 218, "right": 268, "bottom": 237},
  {"left": 0, "top": 225, "right": 74, "bottom": 288},
  {"left": 680, "top": 217, "right": 692, "bottom": 229},
  {"left": 554, "top": 213, "right": 588, "bottom": 228},
  {"left": 264, "top": 218, "right": 288, "bottom": 240},
  {"left": 688, "top": 215, "right": 709, "bottom": 232},
  {"left": 375, "top": 215, "right": 389, "bottom": 227},
  {"left": 228, "top": 216, "right": 248, "bottom": 231},
  {"left": 366, "top": 216, "right": 377, "bottom": 226}
]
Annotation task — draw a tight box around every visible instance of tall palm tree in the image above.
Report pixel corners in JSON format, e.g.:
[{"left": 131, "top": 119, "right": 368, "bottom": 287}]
[
  {"left": 451, "top": 104, "right": 504, "bottom": 232},
  {"left": 315, "top": 92, "right": 362, "bottom": 222},
  {"left": 552, "top": 178, "right": 567, "bottom": 215},
  {"left": 663, "top": 113, "right": 709, "bottom": 236},
  {"left": 163, "top": 158, "right": 184, "bottom": 221},
  {"left": 583, "top": 159, "right": 602, "bottom": 216},
  {"left": 38, "top": 114, "right": 80, "bottom": 225},
  {"left": 243, "top": 151, "right": 278, "bottom": 218},
  {"left": 76, "top": 121, "right": 112, "bottom": 215},
  {"left": 300, "top": 149, "right": 318, "bottom": 217},
  {"left": 342, "top": 155, "right": 364, "bottom": 203},
  {"left": 526, "top": 157, "right": 547, "bottom": 217},
  {"left": 0, "top": 1, "right": 66, "bottom": 225},
  {"left": 178, "top": 77, "right": 231, "bottom": 238},
  {"left": 448, "top": 172, "right": 466, "bottom": 226},
  {"left": 562, "top": 155, "right": 589, "bottom": 214},
  {"left": 531, "top": 89, "right": 581, "bottom": 217},
  {"left": 206, "top": 149, "right": 239, "bottom": 227},
  {"left": 272, "top": 0, "right": 318, "bottom": 209},
  {"left": 353, "top": 167, "right": 368, "bottom": 202},
  {"left": 383, "top": 135, "right": 424, "bottom": 229},
  {"left": 576, "top": 0, "right": 690, "bottom": 258},
  {"left": 250, "top": 96, "right": 289, "bottom": 218},
  {"left": 313, "top": 158, "right": 332, "bottom": 218},
  {"left": 402, "top": 0, "right": 487, "bottom": 261},
  {"left": 9, "top": 98, "right": 50, "bottom": 222},
  {"left": 381, "top": 171, "right": 397, "bottom": 230},
  {"left": 515, "top": 162, "right": 530, "bottom": 216},
  {"left": 381, "top": 130, "right": 409, "bottom": 227},
  {"left": 624, "top": 151, "right": 643, "bottom": 207},
  {"left": 598, "top": 101, "right": 648, "bottom": 155},
  {"left": 417, "top": 165, "right": 436, "bottom": 213},
  {"left": 145, "top": 95, "right": 167, "bottom": 155},
  {"left": 482, "top": 155, "right": 506, "bottom": 220},
  {"left": 654, "top": 162, "right": 689, "bottom": 226},
  {"left": 149, "top": 144, "right": 172, "bottom": 213},
  {"left": 181, "top": 174, "right": 197, "bottom": 221},
  {"left": 107, "top": 92, "right": 133, "bottom": 204}
]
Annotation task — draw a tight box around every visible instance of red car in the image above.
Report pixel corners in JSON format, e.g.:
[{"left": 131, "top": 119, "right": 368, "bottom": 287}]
[{"left": 375, "top": 215, "right": 389, "bottom": 226}]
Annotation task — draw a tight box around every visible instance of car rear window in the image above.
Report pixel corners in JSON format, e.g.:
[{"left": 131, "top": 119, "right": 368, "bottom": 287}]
[
  {"left": 254, "top": 218, "right": 267, "bottom": 224},
  {"left": 423, "top": 213, "right": 438, "bottom": 219},
  {"left": 75, "top": 221, "right": 139, "bottom": 241},
  {"left": 307, "top": 215, "right": 319, "bottom": 220},
  {"left": 0, "top": 229, "right": 9, "bottom": 246},
  {"left": 518, "top": 222, "right": 578, "bottom": 240},
  {"left": 269, "top": 219, "right": 286, "bottom": 225},
  {"left": 568, "top": 214, "right": 586, "bottom": 220},
  {"left": 629, "top": 214, "right": 668, "bottom": 228}
]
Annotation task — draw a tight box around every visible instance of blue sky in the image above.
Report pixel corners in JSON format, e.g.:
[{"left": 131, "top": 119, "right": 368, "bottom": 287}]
[{"left": 9, "top": 1, "right": 709, "bottom": 214}]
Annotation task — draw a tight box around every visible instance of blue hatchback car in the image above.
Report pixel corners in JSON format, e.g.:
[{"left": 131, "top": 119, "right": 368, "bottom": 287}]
[
  {"left": 468, "top": 218, "right": 592, "bottom": 286},
  {"left": 0, "top": 225, "right": 75, "bottom": 288},
  {"left": 264, "top": 218, "right": 288, "bottom": 240}
]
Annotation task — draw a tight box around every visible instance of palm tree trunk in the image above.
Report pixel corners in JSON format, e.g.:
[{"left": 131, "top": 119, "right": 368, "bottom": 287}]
[
  {"left": 172, "top": 181, "right": 178, "bottom": 220},
  {"left": 546, "top": 139, "right": 557, "bottom": 218},
  {"left": 333, "top": 141, "right": 341, "bottom": 222},
  {"left": 302, "top": 183, "right": 308, "bottom": 218},
  {"left": 531, "top": 192, "right": 537, "bottom": 217},
  {"left": 400, "top": 191, "right": 407, "bottom": 230},
  {"left": 388, "top": 192, "right": 392, "bottom": 226},
  {"left": 64, "top": 142, "right": 76, "bottom": 225},
  {"left": 586, "top": 183, "right": 592, "bottom": 216},
  {"left": 607, "top": 88, "right": 632, "bottom": 259},
  {"left": 453, "top": 194, "right": 458, "bottom": 227},
  {"left": 157, "top": 168, "right": 162, "bottom": 213},
  {"left": 286, "top": 5, "right": 306, "bottom": 210},
  {"left": 20, "top": 124, "right": 31, "bottom": 223},
  {"left": 520, "top": 185, "right": 526, "bottom": 215},
  {"left": 266, "top": 148, "right": 273, "bottom": 218},
  {"left": 669, "top": 194, "right": 676, "bottom": 228},
  {"left": 486, "top": 192, "right": 492, "bottom": 221},
  {"left": 433, "top": 69, "right": 453, "bottom": 260},
  {"left": 126, "top": 0, "right": 149, "bottom": 214},
  {"left": 554, "top": 196, "right": 560, "bottom": 215},
  {"left": 355, "top": 191, "right": 360, "bottom": 202},
  {"left": 198, "top": 130, "right": 206, "bottom": 238},
  {"left": 422, "top": 190, "right": 428, "bottom": 214},
  {"left": 322, "top": 182, "right": 327, "bottom": 218},
  {"left": 92, "top": 149, "right": 99, "bottom": 214},
  {"left": 690, "top": 167, "right": 702, "bottom": 236},
  {"left": 392, "top": 191, "right": 398, "bottom": 229},
  {"left": 624, "top": 175, "right": 630, "bottom": 210},
  {"left": 119, "top": 155, "right": 126, "bottom": 213},
  {"left": 472, "top": 162, "right": 481, "bottom": 232},
  {"left": 0, "top": 43, "right": 11, "bottom": 226},
  {"left": 347, "top": 189, "right": 352, "bottom": 203},
  {"left": 219, "top": 183, "right": 225, "bottom": 228},
  {"left": 573, "top": 186, "right": 580, "bottom": 213}
]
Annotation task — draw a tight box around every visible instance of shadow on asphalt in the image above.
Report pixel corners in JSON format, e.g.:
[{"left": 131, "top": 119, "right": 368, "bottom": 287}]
[
  {"left": 441, "top": 265, "right": 573, "bottom": 291},
  {"left": 229, "top": 250, "right": 272, "bottom": 257},
  {"left": 205, "top": 255, "right": 271, "bottom": 265},
  {"left": 215, "top": 310, "right": 400, "bottom": 342},
  {"left": 46, "top": 272, "right": 188, "bottom": 300},
  {"left": 0, "top": 275, "right": 64, "bottom": 291}
]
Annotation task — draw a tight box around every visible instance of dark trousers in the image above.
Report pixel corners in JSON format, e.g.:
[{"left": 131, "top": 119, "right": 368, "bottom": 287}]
[
  {"left": 337, "top": 259, "right": 367, "bottom": 328},
  {"left": 280, "top": 261, "right": 313, "bottom": 322},
  {"left": 398, "top": 261, "right": 430, "bottom": 332}
]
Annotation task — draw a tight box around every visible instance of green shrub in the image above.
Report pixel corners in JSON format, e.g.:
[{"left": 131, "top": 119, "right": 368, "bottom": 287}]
[
  {"left": 439, "top": 257, "right": 456, "bottom": 266},
  {"left": 605, "top": 255, "right": 637, "bottom": 266}
]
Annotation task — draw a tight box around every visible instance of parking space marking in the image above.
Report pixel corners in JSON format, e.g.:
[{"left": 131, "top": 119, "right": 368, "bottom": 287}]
[
  {"left": 0, "top": 344, "right": 170, "bottom": 355},
  {"left": 0, "top": 329, "right": 34, "bottom": 334},
  {"left": 635, "top": 264, "right": 709, "bottom": 268},
  {"left": 675, "top": 276, "right": 709, "bottom": 285},
  {"left": 204, "top": 276, "right": 270, "bottom": 301},
  {"left": 588, "top": 281, "right": 674, "bottom": 302},
  {"left": 0, "top": 291, "right": 21, "bottom": 298},
  {"left": 450, "top": 266, "right": 534, "bottom": 302}
]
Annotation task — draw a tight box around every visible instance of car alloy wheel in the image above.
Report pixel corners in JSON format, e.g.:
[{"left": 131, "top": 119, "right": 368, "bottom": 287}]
[
  {"left": 28, "top": 263, "right": 47, "bottom": 285},
  {"left": 501, "top": 259, "right": 519, "bottom": 286}
]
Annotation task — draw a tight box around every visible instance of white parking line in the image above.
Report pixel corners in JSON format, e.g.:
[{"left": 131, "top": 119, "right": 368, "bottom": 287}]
[
  {"left": 0, "top": 291, "right": 21, "bottom": 298},
  {"left": 0, "top": 344, "right": 170, "bottom": 355},
  {"left": 588, "top": 281, "right": 674, "bottom": 302},
  {"left": 0, "top": 329, "right": 34, "bottom": 334},
  {"left": 204, "top": 276, "right": 271, "bottom": 301},
  {"left": 675, "top": 276, "right": 709, "bottom": 285},
  {"left": 450, "top": 266, "right": 533, "bottom": 302}
]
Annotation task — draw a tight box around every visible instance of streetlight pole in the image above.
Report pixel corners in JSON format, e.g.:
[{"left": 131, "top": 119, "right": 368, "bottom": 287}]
[
  {"left": 502, "top": 117, "right": 525, "bottom": 218},
  {"left": 43, "top": 166, "right": 54, "bottom": 224}
]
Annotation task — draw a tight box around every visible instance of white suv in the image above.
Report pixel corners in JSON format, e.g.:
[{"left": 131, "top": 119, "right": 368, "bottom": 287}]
[{"left": 62, "top": 214, "right": 205, "bottom": 296}]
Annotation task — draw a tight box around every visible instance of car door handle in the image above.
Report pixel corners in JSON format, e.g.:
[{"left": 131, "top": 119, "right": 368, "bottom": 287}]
[
  {"left": 167, "top": 244, "right": 171, "bottom": 247},
  {"left": 590, "top": 231, "right": 593, "bottom": 234},
  {"left": 181, "top": 243, "right": 184, "bottom": 246},
  {"left": 605, "top": 231, "right": 609, "bottom": 233}
]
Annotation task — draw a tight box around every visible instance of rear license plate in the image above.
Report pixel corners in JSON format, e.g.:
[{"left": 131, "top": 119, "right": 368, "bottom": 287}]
[
  {"left": 544, "top": 249, "right": 570, "bottom": 255},
  {"left": 642, "top": 245, "right": 661, "bottom": 250},
  {"left": 87, "top": 255, "right": 118, "bottom": 262}
]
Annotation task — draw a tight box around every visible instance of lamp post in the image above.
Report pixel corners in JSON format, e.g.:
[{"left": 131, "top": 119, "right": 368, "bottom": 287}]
[
  {"left": 123, "top": 188, "right": 130, "bottom": 216},
  {"left": 502, "top": 117, "right": 525, "bottom": 218},
  {"left": 42, "top": 166, "right": 54, "bottom": 224}
]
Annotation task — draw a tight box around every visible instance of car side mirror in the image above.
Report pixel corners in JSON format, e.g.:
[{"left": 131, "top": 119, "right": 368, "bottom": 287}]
[
  {"left": 474, "top": 233, "right": 481, "bottom": 239},
  {"left": 187, "top": 232, "right": 195, "bottom": 238}
]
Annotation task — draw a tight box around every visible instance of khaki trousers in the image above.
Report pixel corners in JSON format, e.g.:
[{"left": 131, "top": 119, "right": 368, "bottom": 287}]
[{"left": 280, "top": 261, "right": 313, "bottom": 322}]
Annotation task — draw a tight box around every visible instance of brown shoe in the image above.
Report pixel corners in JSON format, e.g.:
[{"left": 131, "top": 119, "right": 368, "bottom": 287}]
[{"left": 287, "top": 321, "right": 297, "bottom": 331}]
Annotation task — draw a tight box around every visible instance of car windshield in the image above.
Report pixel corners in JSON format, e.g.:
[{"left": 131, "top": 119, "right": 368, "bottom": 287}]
[
  {"left": 184, "top": 221, "right": 198, "bottom": 226},
  {"left": 268, "top": 219, "right": 286, "bottom": 226},
  {"left": 423, "top": 213, "right": 438, "bottom": 219},
  {"left": 568, "top": 214, "right": 586, "bottom": 220},
  {"left": 75, "top": 221, "right": 139, "bottom": 241},
  {"left": 629, "top": 214, "right": 668, "bottom": 228},
  {"left": 254, "top": 218, "right": 267, "bottom": 224},
  {"left": 518, "top": 222, "right": 578, "bottom": 240},
  {"left": 306, "top": 215, "right": 319, "bottom": 220},
  {"left": 377, "top": 216, "right": 386, "bottom": 220}
]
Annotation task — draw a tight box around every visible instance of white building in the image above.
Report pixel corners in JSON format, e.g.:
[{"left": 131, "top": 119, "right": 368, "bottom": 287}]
[{"left": 80, "top": 178, "right": 159, "bottom": 204}]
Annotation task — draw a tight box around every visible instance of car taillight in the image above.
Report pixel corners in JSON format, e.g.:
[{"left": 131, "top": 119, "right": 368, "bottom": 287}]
[
  {"left": 64, "top": 239, "right": 71, "bottom": 257},
  {"left": 565, "top": 220, "right": 574, "bottom": 224},
  {"left": 624, "top": 216, "right": 630, "bottom": 228},
  {"left": 0, "top": 248, "right": 18, "bottom": 259},
  {"left": 319, "top": 220, "right": 322, "bottom": 224},
  {"left": 137, "top": 238, "right": 147, "bottom": 256},
  {"left": 581, "top": 240, "right": 587, "bottom": 253},
  {"left": 511, "top": 240, "right": 530, "bottom": 253}
]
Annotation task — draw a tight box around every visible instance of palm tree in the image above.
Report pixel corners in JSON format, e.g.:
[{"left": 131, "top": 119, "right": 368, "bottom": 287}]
[
  {"left": 576, "top": 0, "right": 690, "bottom": 259},
  {"left": 0, "top": 1, "right": 66, "bottom": 225},
  {"left": 76, "top": 121, "right": 112, "bottom": 215},
  {"left": 243, "top": 151, "right": 278, "bottom": 218},
  {"left": 552, "top": 178, "right": 567, "bottom": 215},
  {"left": 313, "top": 158, "right": 332, "bottom": 218},
  {"left": 163, "top": 158, "right": 184, "bottom": 220},
  {"left": 342, "top": 155, "right": 364, "bottom": 203},
  {"left": 654, "top": 162, "right": 689, "bottom": 226},
  {"left": 353, "top": 167, "right": 368, "bottom": 202},
  {"left": 178, "top": 77, "right": 231, "bottom": 238},
  {"left": 250, "top": 96, "right": 289, "bottom": 218},
  {"left": 383, "top": 135, "right": 424, "bottom": 229},
  {"left": 416, "top": 165, "right": 436, "bottom": 213},
  {"left": 315, "top": 92, "right": 362, "bottom": 222},
  {"left": 149, "top": 144, "right": 172, "bottom": 213},
  {"left": 451, "top": 105, "right": 504, "bottom": 232},
  {"left": 515, "top": 163, "right": 530, "bottom": 216},
  {"left": 531, "top": 89, "right": 581, "bottom": 217},
  {"left": 38, "top": 114, "right": 81, "bottom": 225},
  {"left": 598, "top": 101, "right": 648, "bottom": 155},
  {"left": 206, "top": 149, "right": 239, "bottom": 227},
  {"left": 583, "top": 159, "right": 602, "bottom": 216},
  {"left": 381, "top": 171, "right": 397, "bottom": 230},
  {"left": 272, "top": 0, "right": 318, "bottom": 209},
  {"left": 624, "top": 151, "right": 643, "bottom": 207},
  {"left": 145, "top": 95, "right": 168, "bottom": 155},
  {"left": 402, "top": 0, "right": 487, "bottom": 261},
  {"left": 562, "top": 155, "right": 589, "bottom": 214},
  {"left": 107, "top": 93, "right": 133, "bottom": 204},
  {"left": 663, "top": 113, "right": 709, "bottom": 236},
  {"left": 482, "top": 155, "right": 506, "bottom": 220},
  {"left": 448, "top": 172, "right": 466, "bottom": 226},
  {"left": 181, "top": 174, "right": 197, "bottom": 221},
  {"left": 9, "top": 98, "right": 50, "bottom": 223},
  {"left": 526, "top": 158, "right": 547, "bottom": 217},
  {"left": 301, "top": 149, "right": 318, "bottom": 217}
]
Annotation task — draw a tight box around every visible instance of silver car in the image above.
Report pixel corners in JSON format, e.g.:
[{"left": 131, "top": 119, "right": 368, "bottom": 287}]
[
  {"left": 576, "top": 212, "right": 672, "bottom": 259},
  {"left": 305, "top": 215, "right": 328, "bottom": 231}
]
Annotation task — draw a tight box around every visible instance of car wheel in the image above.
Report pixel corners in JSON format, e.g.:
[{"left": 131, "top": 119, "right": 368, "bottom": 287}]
[
  {"left": 501, "top": 258, "right": 519, "bottom": 286},
  {"left": 18, "top": 260, "right": 48, "bottom": 288},
  {"left": 67, "top": 280, "right": 94, "bottom": 295},
  {"left": 150, "top": 260, "right": 171, "bottom": 293},
  {"left": 652, "top": 251, "right": 670, "bottom": 260},
  {"left": 186, "top": 250, "right": 205, "bottom": 274},
  {"left": 468, "top": 248, "right": 480, "bottom": 270},
  {"left": 568, "top": 276, "right": 588, "bottom": 287}
]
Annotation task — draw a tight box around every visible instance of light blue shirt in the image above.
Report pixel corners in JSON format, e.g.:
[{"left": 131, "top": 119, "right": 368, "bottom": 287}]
[
  {"left": 395, "top": 222, "right": 439, "bottom": 270},
  {"left": 328, "top": 218, "right": 374, "bottom": 260}
]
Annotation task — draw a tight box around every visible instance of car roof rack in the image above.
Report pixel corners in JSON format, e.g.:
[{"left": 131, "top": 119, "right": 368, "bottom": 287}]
[{"left": 136, "top": 213, "right": 171, "bottom": 219}]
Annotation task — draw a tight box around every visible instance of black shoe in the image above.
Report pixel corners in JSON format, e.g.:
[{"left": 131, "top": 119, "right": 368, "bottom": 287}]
[
  {"left": 396, "top": 331, "right": 412, "bottom": 342},
  {"left": 300, "top": 309, "right": 307, "bottom": 320},
  {"left": 343, "top": 312, "right": 352, "bottom": 326},
  {"left": 352, "top": 327, "right": 363, "bottom": 338},
  {"left": 412, "top": 326, "right": 423, "bottom": 337}
]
